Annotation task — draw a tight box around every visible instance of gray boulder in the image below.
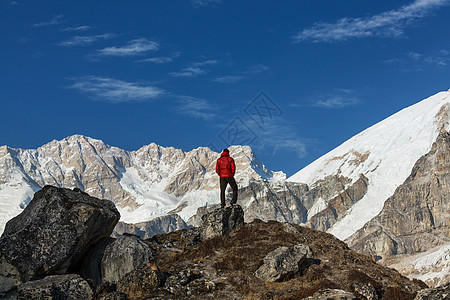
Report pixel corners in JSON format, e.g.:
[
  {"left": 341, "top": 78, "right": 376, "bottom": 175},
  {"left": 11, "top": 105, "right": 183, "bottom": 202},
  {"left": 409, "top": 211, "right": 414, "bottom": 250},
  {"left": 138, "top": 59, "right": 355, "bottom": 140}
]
[
  {"left": 0, "top": 186, "right": 120, "bottom": 295},
  {"left": 17, "top": 274, "right": 93, "bottom": 300},
  {"left": 101, "top": 234, "right": 153, "bottom": 283},
  {"left": 255, "top": 243, "right": 310, "bottom": 282},
  {"left": 200, "top": 205, "right": 244, "bottom": 240},
  {"left": 353, "top": 282, "right": 378, "bottom": 300}
]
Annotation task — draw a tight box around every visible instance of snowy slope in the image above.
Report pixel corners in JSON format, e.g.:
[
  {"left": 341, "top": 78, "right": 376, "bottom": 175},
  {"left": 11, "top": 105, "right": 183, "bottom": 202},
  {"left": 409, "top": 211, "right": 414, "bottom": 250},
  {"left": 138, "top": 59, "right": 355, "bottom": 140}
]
[
  {"left": 288, "top": 90, "right": 450, "bottom": 240},
  {"left": 389, "top": 243, "right": 450, "bottom": 287}
]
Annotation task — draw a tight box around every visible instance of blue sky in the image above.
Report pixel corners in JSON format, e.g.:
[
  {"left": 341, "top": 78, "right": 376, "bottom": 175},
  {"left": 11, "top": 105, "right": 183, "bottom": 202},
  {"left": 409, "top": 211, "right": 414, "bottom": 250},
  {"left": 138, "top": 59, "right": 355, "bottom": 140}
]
[{"left": 1, "top": 0, "right": 450, "bottom": 176}]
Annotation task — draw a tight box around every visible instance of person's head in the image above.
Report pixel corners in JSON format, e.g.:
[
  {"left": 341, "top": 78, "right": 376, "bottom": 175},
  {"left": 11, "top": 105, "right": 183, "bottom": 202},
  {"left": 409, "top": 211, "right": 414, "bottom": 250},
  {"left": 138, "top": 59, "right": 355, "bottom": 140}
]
[{"left": 223, "top": 148, "right": 230, "bottom": 153}]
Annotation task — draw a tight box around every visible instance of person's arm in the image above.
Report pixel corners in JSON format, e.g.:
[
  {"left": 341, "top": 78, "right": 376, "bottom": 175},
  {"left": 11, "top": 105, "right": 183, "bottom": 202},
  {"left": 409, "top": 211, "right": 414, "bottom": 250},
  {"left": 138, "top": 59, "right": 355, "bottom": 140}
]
[
  {"left": 230, "top": 158, "right": 236, "bottom": 176},
  {"left": 216, "top": 159, "right": 220, "bottom": 175}
]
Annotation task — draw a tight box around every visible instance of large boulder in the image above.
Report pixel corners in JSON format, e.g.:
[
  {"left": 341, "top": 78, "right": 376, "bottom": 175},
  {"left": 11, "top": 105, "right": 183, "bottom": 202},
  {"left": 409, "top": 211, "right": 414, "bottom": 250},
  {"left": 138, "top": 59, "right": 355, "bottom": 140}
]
[
  {"left": 17, "top": 274, "right": 93, "bottom": 300},
  {"left": 0, "top": 186, "right": 120, "bottom": 295},
  {"left": 200, "top": 205, "right": 244, "bottom": 240},
  {"left": 101, "top": 234, "right": 153, "bottom": 283},
  {"left": 255, "top": 243, "right": 310, "bottom": 282}
]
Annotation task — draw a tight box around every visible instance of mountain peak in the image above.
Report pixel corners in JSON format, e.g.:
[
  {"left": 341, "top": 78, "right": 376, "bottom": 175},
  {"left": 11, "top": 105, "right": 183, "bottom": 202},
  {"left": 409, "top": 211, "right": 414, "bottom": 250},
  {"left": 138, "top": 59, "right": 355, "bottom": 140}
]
[{"left": 288, "top": 90, "right": 450, "bottom": 240}]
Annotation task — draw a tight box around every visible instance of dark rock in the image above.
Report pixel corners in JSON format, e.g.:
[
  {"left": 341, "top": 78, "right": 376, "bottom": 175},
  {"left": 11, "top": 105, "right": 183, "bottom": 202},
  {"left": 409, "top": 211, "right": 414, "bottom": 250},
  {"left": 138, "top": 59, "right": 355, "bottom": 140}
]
[
  {"left": 353, "top": 282, "right": 378, "bottom": 300},
  {"left": 255, "top": 243, "right": 310, "bottom": 282},
  {"left": 302, "top": 288, "right": 358, "bottom": 299},
  {"left": 95, "top": 282, "right": 127, "bottom": 300},
  {"left": 414, "top": 282, "right": 450, "bottom": 300},
  {"left": 116, "top": 264, "right": 162, "bottom": 298},
  {"left": 17, "top": 274, "right": 93, "bottom": 300},
  {"left": 0, "top": 186, "right": 120, "bottom": 295},
  {"left": 282, "top": 222, "right": 305, "bottom": 234},
  {"left": 0, "top": 255, "right": 20, "bottom": 296},
  {"left": 165, "top": 269, "right": 200, "bottom": 288},
  {"left": 200, "top": 204, "right": 244, "bottom": 240},
  {"left": 180, "top": 227, "right": 202, "bottom": 246},
  {"left": 79, "top": 237, "right": 115, "bottom": 288},
  {"left": 101, "top": 234, "right": 153, "bottom": 283}
]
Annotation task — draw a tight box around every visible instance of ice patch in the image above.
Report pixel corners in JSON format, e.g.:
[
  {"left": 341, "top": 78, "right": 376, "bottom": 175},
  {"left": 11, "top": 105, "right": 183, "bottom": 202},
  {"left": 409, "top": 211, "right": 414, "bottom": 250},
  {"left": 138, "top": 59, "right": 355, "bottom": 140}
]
[
  {"left": 118, "top": 167, "right": 180, "bottom": 224},
  {"left": 308, "top": 197, "right": 327, "bottom": 219}
]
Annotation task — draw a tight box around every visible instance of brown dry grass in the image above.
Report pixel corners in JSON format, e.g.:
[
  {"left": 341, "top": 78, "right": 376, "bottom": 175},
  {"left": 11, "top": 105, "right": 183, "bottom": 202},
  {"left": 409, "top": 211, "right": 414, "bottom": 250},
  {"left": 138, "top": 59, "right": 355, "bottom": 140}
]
[{"left": 145, "top": 219, "right": 424, "bottom": 299}]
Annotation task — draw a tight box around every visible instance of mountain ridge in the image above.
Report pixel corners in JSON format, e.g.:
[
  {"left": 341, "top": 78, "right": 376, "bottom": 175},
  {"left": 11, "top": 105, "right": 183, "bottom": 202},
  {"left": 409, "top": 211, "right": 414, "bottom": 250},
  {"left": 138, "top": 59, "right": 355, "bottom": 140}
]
[{"left": 0, "top": 134, "right": 285, "bottom": 233}]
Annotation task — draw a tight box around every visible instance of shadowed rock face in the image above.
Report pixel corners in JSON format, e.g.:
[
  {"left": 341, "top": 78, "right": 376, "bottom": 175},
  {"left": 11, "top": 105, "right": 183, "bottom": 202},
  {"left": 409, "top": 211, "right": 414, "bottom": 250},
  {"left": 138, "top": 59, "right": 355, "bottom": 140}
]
[
  {"left": 347, "top": 130, "right": 450, "bottom": 285},
  {"left": 0, "top": 185, "right": 120, "bottom": 295}
]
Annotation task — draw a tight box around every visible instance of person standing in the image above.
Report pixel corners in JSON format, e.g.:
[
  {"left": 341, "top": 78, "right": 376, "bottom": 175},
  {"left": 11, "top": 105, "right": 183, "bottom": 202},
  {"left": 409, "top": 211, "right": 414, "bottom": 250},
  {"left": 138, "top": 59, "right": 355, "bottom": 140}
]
[{"left": 215, "top": 148, "right": 238, "bottom": 208}]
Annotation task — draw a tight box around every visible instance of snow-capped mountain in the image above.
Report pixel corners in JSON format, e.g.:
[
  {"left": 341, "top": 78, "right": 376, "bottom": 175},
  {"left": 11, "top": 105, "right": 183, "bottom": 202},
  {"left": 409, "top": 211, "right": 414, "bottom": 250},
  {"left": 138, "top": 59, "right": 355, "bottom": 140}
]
[
  {"left": 346, "top": 128, "right": 450, "bottom": 287},
  {"left": 0, "top": 135, "right": 285, "bottom": 233},
  {"left": 288, "top": 90, "right": 450, "bottom": 240},
  {"left": 288, "top": 89, "right": 450, "bottom": 286}
]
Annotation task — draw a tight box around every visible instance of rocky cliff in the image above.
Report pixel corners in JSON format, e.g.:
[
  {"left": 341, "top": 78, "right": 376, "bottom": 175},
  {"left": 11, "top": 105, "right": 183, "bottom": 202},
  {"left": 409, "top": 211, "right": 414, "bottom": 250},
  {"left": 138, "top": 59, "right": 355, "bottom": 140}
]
[{"left": 347, "top": 129, "right": 450, "bottom": 287}]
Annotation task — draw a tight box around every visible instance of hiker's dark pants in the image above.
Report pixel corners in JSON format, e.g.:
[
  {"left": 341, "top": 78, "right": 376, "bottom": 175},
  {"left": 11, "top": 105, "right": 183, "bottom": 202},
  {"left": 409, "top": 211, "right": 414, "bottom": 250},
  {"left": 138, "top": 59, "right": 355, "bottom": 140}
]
[{"left": 220, "top": 177, "right": 238, "bottom": 206}]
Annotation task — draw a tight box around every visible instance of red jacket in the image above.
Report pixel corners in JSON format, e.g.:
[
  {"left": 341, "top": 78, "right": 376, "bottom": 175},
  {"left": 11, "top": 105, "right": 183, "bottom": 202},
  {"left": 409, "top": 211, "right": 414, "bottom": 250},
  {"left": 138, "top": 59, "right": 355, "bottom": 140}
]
[{"left": 216, "top": 151, "right": 236, "bottom": 177}]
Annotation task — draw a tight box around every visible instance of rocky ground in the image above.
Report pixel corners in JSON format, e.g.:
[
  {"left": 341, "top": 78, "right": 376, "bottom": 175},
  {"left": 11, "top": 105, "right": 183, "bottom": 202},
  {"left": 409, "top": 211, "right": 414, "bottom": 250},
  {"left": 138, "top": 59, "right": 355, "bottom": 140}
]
[{"left": 0, "top": 185, "right": 449, "bottom": 299}]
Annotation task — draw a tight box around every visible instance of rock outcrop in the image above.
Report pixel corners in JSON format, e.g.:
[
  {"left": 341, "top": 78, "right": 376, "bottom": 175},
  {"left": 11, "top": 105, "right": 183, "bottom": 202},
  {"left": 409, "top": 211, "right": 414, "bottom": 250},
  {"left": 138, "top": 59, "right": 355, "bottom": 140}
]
[
  {"left": 101, "top": 234, "right": 153, "bottom": 284},
  {"left": 347, "top": 129, "right": 450, "bottom": 286},
  {"left": 200, "top": 204, "right": 244, "bottom": 240},
  {"left": 17, "top": 274, "right": 92, "bottom": 300},
  {"left": 414, "top": 282, "right": 450, "bottom": 300},
  {"left": 0, "top": 185, "right": 120, "bottom": 296},
  {"left": 255, "top": 243, "right": 310, "bottom": 282}
]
